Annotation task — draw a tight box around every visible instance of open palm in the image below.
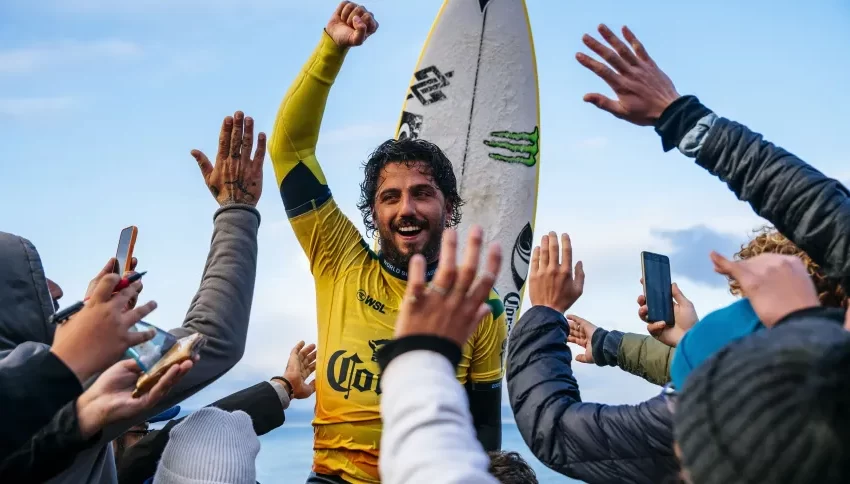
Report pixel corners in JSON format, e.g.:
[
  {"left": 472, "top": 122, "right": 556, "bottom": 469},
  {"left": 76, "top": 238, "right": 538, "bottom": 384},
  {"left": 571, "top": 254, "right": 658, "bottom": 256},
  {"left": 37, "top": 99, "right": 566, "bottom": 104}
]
[
  {"left": 567, "top": 315, "right": 597, "bottom": 364},
  {"left": 283, "top": 341, "right": 318, "bottom": 399}
]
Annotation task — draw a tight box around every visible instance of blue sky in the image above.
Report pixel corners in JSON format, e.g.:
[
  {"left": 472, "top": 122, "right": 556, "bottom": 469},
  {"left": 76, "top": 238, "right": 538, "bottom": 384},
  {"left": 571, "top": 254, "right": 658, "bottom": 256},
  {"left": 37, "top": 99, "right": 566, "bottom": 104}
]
[{"left": 2, "top": 0, "right": 849, "bottom": 424}]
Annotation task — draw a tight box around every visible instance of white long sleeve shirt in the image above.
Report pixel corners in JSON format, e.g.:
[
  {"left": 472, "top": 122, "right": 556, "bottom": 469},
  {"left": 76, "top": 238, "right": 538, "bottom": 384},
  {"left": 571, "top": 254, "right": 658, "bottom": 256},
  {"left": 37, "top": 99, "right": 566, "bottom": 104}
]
[{"left": 379, "top": 350, "right": 499, "bottom": 484}]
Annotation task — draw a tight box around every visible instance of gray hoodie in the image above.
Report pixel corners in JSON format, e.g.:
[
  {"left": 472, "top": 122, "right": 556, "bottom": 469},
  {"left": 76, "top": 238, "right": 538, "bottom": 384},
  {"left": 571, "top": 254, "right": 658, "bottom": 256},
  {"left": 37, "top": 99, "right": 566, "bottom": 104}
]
[{"left": 0, "top": 203, "right": 261, "bottom": 483}]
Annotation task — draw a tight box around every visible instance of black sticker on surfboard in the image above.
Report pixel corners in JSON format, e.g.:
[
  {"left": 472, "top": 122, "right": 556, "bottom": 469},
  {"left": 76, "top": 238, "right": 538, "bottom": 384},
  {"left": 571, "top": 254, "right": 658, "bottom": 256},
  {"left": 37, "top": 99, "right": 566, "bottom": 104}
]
[
  {"left": 478, "top": 0, "right": 493, "bottom": 12},
  {"left": 406, "top": 66, "right": 453, "bottom": 105},
  {"left": 398, "top": 111, "right": 423, "bottom": 140},
  {"left": 511, "top": 222, "right": 533, "bottom": 290},
  {"left": 503, "top": 292, "right": 520, "bottom": 335}
]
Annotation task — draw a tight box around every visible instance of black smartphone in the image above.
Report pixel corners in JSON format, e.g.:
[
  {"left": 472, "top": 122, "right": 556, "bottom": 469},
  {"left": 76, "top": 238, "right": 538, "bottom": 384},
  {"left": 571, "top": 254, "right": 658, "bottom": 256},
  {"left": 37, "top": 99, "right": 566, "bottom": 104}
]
[
  {"left": 115, "top": 226, "right": 138, "bottom": 275},
  {"left": 641, "top": 251, "right": 674, "bottom": 325}
]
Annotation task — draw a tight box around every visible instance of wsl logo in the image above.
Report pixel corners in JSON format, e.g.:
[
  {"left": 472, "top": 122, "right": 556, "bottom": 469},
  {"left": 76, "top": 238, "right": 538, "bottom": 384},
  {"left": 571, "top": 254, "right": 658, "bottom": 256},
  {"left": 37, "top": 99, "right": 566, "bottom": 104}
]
[{"left": 357, "top": 289, "right": 387, "bottom": 314}]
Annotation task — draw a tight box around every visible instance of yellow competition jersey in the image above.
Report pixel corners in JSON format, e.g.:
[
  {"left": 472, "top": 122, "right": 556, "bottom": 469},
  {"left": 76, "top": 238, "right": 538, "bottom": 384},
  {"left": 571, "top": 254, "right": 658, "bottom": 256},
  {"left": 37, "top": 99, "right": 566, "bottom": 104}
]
[{"left": 268, "top": 33, "right": 508, "bottom": 484}]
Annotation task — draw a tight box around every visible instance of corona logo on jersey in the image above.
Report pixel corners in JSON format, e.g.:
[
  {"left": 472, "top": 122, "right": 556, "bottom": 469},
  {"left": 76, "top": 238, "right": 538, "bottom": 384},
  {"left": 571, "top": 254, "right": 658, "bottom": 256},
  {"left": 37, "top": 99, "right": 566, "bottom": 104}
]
[{"left": 326, "top": 339, "right": 390, "bottom": 399}]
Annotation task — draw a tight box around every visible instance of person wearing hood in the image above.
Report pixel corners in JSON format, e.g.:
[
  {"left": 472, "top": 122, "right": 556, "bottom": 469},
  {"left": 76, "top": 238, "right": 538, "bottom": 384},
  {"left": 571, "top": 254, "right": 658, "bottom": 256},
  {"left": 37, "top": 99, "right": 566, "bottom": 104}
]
[
  {"left": 0, "top": 272, "right": 158, "bottom": 457},
  {"left": 0, "top": 110, "right": 266, "bottom": 484}
]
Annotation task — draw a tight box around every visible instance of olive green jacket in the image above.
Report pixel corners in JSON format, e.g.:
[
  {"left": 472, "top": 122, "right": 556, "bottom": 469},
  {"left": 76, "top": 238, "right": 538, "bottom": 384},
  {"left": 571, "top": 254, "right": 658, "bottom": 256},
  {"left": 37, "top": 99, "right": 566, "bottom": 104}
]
[{"left": 591, "top": 329, "right": 674, "bottom": 386}]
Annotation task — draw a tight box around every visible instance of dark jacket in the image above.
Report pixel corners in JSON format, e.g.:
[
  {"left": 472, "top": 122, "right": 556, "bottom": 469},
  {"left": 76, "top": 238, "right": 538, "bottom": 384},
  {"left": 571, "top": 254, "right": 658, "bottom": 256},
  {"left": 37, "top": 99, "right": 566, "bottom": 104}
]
[
  {"left": 118, "top": 381, "right": 286, "bottom": 484},
  {"left": 0, "top": 203, "right": 261, "bottom": 483},
  {"left": 507, "top": 306, "right": 678, "bottom": 484},
  {"left": 0, "top": 399, "right": 100, "bottom": 483},
  {"left": 0, "top": 350, "right": 83, "bottom": 457},
  {"left": 656, "top": 95, "right": 850, "bottom": 282}
]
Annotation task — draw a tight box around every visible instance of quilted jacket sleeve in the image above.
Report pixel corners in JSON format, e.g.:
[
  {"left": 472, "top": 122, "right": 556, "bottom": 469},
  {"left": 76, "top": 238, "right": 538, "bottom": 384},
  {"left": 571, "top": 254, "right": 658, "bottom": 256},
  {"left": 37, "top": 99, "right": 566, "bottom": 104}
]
[{"left": 507, "top": 306, "right": 679, "bottom": 484}]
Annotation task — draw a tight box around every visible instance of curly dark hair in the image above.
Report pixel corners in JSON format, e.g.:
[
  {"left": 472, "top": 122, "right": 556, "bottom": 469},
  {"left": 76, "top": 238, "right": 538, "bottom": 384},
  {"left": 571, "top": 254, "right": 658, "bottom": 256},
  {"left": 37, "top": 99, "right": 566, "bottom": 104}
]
[
  {"left": 730, "top": 226, "right": 848, "bottom": 309},
  {"left": 488, "top": 451, "right": 539, "bottom": 484},
  {"left": 357, "top": 138, "right": 463, "bottom": 237}
]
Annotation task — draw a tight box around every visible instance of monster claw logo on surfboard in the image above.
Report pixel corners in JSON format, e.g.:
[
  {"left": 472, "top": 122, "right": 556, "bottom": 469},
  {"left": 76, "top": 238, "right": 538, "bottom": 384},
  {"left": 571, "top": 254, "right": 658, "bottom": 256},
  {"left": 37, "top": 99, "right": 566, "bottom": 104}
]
[
  {"left": 484, "top": 126, "right": 539, "bottom": 166},
  {"left": 393, "top": 0, "right": 540, "bottom": 336}
]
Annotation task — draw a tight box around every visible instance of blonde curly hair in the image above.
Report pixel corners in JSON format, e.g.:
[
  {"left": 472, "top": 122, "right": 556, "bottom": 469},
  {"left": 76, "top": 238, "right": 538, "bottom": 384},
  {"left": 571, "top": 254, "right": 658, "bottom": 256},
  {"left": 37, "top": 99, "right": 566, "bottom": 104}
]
[{"left": 729, "top": 226, "right": 847, "bottom": 308}]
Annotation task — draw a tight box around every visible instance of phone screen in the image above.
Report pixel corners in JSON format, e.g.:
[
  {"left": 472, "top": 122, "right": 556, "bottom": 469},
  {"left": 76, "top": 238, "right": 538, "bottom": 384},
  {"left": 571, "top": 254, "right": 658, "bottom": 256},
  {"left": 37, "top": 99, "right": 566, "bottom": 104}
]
[
  {"left": 115, "top": 227, "right": 135, "bottom": 275},
  {"left": 642, "top": 251, "right": 674, "bottom": 324}
]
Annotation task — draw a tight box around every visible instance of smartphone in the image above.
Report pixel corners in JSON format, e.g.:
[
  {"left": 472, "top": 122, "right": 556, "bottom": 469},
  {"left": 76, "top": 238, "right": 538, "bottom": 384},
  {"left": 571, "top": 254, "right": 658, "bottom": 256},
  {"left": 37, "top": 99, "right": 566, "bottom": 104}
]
[
  {"left": 115, "top": 226, "right": 138, "bottom": 275},
  {"left": 134, "top": 332, "right": 207, "bottom": 397},
  {"left": 641, "top": 251, "right": 674, "bottom": 325}
]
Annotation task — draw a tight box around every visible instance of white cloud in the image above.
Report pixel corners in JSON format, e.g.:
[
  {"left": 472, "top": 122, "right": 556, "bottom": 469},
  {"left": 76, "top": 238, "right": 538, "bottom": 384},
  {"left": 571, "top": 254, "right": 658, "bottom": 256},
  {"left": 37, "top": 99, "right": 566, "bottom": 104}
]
[
  {"left": 0, "top": 96, "right": 80, "bottom": 116},
  {"left": 0, "top": 39, "right": 142, "bottom": 75}
]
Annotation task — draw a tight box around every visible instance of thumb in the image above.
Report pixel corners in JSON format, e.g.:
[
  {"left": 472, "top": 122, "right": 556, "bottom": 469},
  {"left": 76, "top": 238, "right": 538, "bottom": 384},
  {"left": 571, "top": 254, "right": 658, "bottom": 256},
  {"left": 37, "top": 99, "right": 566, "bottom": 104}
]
[
  {"left": 350, "top": 16, "right": 367, "bottom": 44},
  {"left": 671, "top": 282, "right": 687, "bottom": 304},
  {"left": 582, "top": 93, "right": 627, "bottom": 118},
  {"left": 574, "top": 260, "right": 586, "bottom": 288},
  {"left": 472, "top": 303, "right": 490, "bottom": 330},
  {"left": 710, "top": 251, "right": 739, "bottom": 278},
  {"left": 96, "top": 258, "right": 117, "bottom": 279},
  {"left": 646, "top": 321, "right": 667, "bottom": 337},
  {"left": 575, "top": 353, "right": 592, "bottom": 364}
]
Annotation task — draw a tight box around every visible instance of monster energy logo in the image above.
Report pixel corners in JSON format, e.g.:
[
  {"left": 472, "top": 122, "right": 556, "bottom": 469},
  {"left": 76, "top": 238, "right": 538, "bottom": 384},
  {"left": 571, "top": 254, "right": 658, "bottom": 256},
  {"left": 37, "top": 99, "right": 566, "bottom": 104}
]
[{"left": 483, "top": 126, "right": 539, "bottom": 166}]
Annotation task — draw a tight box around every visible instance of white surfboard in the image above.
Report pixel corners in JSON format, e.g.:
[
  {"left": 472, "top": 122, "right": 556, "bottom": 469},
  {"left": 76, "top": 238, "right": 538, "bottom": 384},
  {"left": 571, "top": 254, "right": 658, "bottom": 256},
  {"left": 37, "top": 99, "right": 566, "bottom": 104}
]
[{"left": 394, "top": 0, "right": 540, "bottom": 335}]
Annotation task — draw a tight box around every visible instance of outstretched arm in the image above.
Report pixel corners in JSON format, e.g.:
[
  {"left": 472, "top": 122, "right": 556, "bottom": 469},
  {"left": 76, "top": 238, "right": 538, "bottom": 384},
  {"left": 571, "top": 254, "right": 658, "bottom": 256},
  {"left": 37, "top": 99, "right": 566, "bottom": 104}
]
[
  {"left": 577, "top": 24, "right": 850, "bottom": 279},
  {"left": 508, "top": 232, "right": 678, "bottom": 482},
  {"left": 268, "top": 3, "right": 379, "bottom": 278},
  {"left": 507, "top": 306, "right": 678, "bottom": 483}
]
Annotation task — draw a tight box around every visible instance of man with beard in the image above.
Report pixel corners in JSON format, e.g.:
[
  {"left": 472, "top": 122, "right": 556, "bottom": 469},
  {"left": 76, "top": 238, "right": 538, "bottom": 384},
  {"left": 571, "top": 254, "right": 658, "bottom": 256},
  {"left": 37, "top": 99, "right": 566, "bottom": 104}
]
[{"left": 268, "top": 2, "right": 507, "bottom": 483}]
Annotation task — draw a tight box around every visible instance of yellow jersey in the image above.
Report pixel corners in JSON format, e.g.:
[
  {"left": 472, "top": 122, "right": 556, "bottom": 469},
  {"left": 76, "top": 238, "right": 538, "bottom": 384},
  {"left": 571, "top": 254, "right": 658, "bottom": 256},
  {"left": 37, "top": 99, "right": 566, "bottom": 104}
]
[{"left": 268, "top": 32, "right": 508, "bottom": 483}]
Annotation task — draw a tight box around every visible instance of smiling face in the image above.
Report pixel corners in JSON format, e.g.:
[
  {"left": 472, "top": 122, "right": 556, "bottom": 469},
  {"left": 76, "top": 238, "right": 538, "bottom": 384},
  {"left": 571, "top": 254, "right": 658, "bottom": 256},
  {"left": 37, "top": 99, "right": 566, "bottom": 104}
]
[{"left": 373, "top": 161, "right": 450, "bottom": 268}]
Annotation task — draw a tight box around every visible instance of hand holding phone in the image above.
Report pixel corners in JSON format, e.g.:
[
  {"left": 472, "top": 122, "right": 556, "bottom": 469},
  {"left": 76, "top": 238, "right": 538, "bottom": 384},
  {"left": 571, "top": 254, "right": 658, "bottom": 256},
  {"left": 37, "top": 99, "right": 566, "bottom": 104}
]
[{"left": 641, "top": 251, "right": 674, "bottom": 325}]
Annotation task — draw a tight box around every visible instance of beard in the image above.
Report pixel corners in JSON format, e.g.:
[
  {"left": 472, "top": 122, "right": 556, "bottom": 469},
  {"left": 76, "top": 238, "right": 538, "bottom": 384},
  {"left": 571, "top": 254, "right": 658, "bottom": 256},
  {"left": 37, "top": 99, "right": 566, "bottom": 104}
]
[{"left": 377, "top": 215, "right": 444, "bottom": 270}]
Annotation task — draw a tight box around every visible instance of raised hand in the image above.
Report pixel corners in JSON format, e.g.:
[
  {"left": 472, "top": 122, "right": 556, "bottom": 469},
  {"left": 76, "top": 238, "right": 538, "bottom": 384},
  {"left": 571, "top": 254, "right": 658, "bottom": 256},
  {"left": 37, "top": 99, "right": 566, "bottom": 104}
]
[
  {"left": 52, "top": 274, "right": 157, "bottom": 382},
  {"left": 326, "top": 1, "right": 379, "bottom": 48},
  {"left": 395, "top": 226, "right": 502, "bottom": 347},
  {"left": 76, "top": 359, "right": 192, "bottom": 438},
  {"left": 577, "top": 24, "right": 680, "bottom": 126},
  {"left": 566, "top": 315, "right": 597, "bottom": 364},
  {"left": 192, "top": 111, "right": 266, "bottom": 207},
  {"left": 529, "top": 232, "right": 585, "bottom": 313},
  {"left": 283, "top": 341, "right": 318, "bottom": 399},
  {"left": 638, "top": 281, "right": 698, "bottom": 347},
  {"left": 711, "top": 252, "right": 819, "bottom": 327}
]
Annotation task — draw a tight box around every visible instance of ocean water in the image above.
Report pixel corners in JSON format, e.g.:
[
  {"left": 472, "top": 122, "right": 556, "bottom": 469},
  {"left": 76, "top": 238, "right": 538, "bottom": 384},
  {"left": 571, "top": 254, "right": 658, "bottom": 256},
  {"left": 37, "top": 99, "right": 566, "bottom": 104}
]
[{"left": 255, "top": 422, "right": 579, "bottom": 483}]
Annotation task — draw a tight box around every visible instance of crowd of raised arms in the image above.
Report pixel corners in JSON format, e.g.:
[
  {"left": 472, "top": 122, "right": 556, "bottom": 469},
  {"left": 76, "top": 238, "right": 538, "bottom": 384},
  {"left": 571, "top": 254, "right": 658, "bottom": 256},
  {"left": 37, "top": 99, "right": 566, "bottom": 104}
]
[{"left": 2, "top": 2, "right": 849, "bottom": 484}]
